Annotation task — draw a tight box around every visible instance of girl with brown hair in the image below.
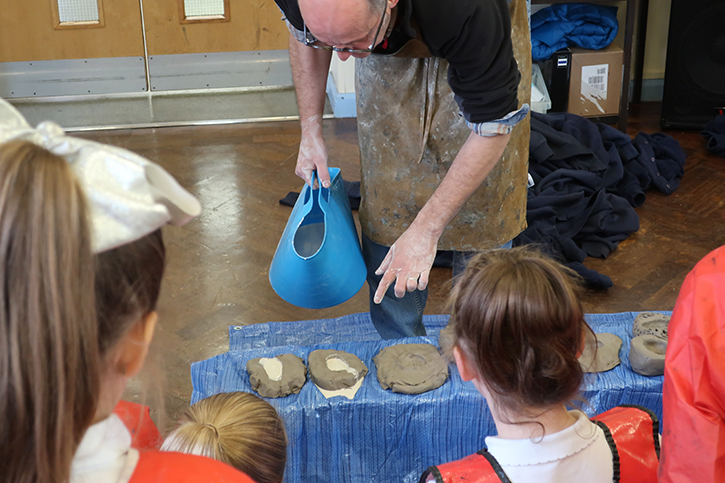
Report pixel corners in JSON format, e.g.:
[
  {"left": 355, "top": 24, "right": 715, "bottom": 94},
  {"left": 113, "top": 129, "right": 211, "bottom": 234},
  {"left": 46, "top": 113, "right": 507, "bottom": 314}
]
[
  {"left": 162, "top": 392, "right": 288, "bottom": 483},
  {"left": 0, "top": 100, "right": 254, "bottom": 483},
  {"left": 422, "top": 247, "right": 660, "bottom": 483}
]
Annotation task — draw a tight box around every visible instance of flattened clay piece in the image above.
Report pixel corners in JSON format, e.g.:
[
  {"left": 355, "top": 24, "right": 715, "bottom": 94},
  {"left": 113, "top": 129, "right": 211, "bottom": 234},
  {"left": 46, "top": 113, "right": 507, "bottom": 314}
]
[
  {"left": 578, "top": 332, "right": 622, "bottom": 373},
  {"left": 247, "top": 354, "right": 307, "bottom": 398},
  {"left": 633, "top": 312, "right": 670, "bottom": 340},
  {"left": 438, "top": 324, "right": 455, "bottom": 356},
  {"left": 629, "top": 335, "right": 667, "bottom": 376},
  {"left": 373, "top": 344, "right": 449, "bottom": 394},
  {"left": 308, "top": 349, "right": 368, "bottom": 391},
  {"left": 315, "top": 375, "right": 365, "bottom": 400}
]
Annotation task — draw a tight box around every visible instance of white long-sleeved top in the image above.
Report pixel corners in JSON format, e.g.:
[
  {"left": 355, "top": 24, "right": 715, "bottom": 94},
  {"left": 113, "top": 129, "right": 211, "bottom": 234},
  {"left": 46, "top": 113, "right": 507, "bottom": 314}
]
[
  {"left": 70, "top": 414, "right": 139, "bottom": 483},
  {"left": 483, "top": 410, "right": 614, "bottom": 483}
]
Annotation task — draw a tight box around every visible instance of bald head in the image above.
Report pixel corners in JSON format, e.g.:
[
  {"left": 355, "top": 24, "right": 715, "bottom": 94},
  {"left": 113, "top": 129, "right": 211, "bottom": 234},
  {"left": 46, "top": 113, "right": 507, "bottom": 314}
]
[{"left": 299, "top": 0, "right": 387, "bottom": 47}]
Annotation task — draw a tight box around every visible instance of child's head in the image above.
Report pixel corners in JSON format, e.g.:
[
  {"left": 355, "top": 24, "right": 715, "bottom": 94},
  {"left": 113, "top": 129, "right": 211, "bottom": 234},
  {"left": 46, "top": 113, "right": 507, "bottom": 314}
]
[
  {"left": 93, "top": 229, "right": 166, "bottom": 419},
  {"left": 161, "top": 392, "right": 288, "bottom": 483},
  {"left": 0, "top": 140, "right": 168, "bottom": 482},
  {"left": 0, "top": 101, "right": 199, "bottom": 482},
  {"left": 96, "top": 229, "right": 165, "bottom": 354},
  {"left": 0, "top": 140, "right": 99, "bottom": 483},
  {"left": 448, "top": 247, "right": 587, "bottom": 417}
]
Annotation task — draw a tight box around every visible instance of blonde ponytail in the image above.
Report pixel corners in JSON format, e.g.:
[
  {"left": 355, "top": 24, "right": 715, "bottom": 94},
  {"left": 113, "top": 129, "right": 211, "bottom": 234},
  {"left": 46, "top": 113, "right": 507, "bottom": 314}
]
[{"left": 162, "top": 392, "right": 287, "bottom": 483}]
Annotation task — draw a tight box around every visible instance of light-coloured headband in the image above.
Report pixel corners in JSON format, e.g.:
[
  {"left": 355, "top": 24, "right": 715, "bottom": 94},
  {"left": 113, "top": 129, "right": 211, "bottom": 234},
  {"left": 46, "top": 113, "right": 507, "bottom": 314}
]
[{"left": 0, "top": 98, "right": 202, "bottom": 253}]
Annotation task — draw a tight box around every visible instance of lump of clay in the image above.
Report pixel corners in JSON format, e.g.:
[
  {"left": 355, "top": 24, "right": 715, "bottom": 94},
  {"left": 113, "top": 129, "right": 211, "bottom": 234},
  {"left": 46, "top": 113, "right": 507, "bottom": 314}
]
[
  {"left": 307, "top": 349, "right": 368, "bottom": 391},
  {"left": 373, "top": 344, "right": 449, "bottom": 394},
  {"left": 578, "top": 332, "right": 622, "bottom": 373},
  {"left": 438, "top": 324, "right": 455, "bottom": 357},
  {"left": 632, "top": 312, "right": 670, "bottom": 340},
  {"left": 247, "top": 354, "right": 307, "bottom": 398},
  {"left": 629, "top": 335, "right": 667, "bottom": 376}
]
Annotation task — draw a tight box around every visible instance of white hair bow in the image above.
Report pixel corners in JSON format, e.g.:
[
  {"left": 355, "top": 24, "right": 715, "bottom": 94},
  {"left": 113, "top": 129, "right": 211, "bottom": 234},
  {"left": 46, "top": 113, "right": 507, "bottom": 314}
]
[{"left": 0, "top": 98, "right": 202, "bottom": 253}]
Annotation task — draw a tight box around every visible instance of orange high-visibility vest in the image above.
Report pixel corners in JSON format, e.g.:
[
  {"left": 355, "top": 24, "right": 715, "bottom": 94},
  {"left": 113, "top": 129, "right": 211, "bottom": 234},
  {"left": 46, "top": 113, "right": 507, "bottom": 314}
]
[
  {"left": 660, "top": 245, "right": 725, "bottom": 483},
  {"left": 128, "top": 451, "right": 257, "bottom": 483},
  {"left": 423, "top": 405, "right": 660, "bottom": 483},
  {"left": 112, "top": 400, "right": 163, "bottom": 451}
]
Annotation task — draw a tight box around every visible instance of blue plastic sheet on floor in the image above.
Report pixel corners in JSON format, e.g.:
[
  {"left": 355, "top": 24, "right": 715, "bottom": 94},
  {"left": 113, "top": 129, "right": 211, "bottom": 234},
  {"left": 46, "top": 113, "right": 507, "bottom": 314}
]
[{"left": 192, "top": 311, "right": 670, "bottom": 483}]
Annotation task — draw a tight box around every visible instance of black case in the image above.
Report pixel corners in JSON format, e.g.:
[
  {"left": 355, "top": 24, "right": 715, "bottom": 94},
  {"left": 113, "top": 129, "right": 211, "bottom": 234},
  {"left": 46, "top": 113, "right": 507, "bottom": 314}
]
[{"left": 537, "top": 48, "right": 572, "bottom": 113}]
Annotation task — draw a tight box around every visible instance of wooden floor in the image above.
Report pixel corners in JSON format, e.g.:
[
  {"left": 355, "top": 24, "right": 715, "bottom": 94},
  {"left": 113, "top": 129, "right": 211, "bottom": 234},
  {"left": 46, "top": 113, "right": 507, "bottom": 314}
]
[{"left": 77, "top": 102, "right": 725, "bottom": 427}]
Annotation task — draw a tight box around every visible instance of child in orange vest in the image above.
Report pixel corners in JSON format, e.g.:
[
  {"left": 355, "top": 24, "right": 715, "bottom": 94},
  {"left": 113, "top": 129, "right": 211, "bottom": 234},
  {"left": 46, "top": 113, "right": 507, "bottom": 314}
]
[
  {"left": 421, "top": 247, "right": 659, "bottom": 483},
  {"left": 0, "top": 100, "right": 253, "bottom": 483},
  {"left": 659, "top": 245, "right": 725, "bottom": 482}
]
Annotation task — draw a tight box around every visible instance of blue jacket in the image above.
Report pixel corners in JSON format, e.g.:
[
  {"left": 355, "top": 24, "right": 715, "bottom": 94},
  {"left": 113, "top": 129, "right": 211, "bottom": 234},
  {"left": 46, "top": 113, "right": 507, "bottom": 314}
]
[{"left": 531, "top": 4, "right": 619, "bottom": 61}]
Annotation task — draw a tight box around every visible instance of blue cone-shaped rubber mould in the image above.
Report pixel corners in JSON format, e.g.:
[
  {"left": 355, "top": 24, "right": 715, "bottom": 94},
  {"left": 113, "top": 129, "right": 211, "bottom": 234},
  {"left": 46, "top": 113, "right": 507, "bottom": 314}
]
[{"left": 269, "top": 168, "right": 366, "bottom": 309}]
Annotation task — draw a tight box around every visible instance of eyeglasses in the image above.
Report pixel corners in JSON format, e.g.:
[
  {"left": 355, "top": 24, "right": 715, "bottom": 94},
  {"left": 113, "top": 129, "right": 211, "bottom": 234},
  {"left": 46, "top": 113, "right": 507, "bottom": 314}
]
[{"left": 303, "top": 6, "right": 387, "bottom": 54}]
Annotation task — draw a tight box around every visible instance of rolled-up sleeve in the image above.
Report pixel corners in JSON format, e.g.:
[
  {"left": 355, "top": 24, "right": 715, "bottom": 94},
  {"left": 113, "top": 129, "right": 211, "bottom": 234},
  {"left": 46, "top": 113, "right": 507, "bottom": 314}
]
[
  {"left": 466, "top": 104, "right": 530, "bottom": 137},
  {"left": 284, "top": 19, "right": 307, "bottom": 43}
]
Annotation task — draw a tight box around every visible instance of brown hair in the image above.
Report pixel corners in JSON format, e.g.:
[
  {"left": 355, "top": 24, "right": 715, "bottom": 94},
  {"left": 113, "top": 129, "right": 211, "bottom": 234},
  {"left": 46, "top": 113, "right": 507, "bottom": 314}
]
[
  {"left": 95, "top": 229, "right": 165, "bottom": 355},
  {"left": 0, "top": 139, "right": 168, "bottom": 483},
  {"left": 447, "top": 247, "right": 587, "bottom": 416},
  {"left": 0, "top": 140, "right": 99, "bottom": 483},
  {"left": 161, "top": 392, "right": 288, "bottom": 483}
]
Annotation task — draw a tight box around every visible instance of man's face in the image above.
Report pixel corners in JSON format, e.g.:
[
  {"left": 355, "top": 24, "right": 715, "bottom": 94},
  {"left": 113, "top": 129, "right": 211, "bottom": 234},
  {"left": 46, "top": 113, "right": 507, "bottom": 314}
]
[
  {"left": 299, "top": 0, "right": 388, "bottom": 60},
  {"left": 333, "top": 13, "right": 384, "bottom": 60}
]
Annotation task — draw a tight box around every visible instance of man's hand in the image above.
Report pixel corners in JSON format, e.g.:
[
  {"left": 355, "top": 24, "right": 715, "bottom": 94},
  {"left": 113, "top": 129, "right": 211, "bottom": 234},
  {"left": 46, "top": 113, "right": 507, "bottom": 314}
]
[
  {"left": 372, "top": 131, "right": 512, "bottom": 304},
  {"left": 288, "top": 35, "right": 332, "bottom": 188},
  {"left": 373, "top": 224, "right": 438, "bottom": 303},
  {"left": 295, "top": 119, "right": 331, "bottom": 188}
]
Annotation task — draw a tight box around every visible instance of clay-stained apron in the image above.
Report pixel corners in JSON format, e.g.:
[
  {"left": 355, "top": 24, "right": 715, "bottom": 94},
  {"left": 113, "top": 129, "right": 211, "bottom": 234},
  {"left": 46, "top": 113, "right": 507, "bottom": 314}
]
[{"left": 355, "top": 0, "right": 531, "bottom": 251}]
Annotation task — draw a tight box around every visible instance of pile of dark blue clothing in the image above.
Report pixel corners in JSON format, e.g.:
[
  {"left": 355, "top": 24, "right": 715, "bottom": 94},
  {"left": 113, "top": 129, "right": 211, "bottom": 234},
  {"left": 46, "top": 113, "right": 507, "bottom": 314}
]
[
  {"left": 702, "top": 115, "right": 725, "bottom": 157},
  {"left": 513, "top": 112, "right": 686, "bottom": 288}
]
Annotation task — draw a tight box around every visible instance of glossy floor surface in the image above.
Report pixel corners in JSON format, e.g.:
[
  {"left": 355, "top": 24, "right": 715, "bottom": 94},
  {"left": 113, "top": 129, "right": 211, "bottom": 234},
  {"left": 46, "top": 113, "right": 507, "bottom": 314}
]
[{"left": 76, "top": 102, "right": 725, "bottom": 428}]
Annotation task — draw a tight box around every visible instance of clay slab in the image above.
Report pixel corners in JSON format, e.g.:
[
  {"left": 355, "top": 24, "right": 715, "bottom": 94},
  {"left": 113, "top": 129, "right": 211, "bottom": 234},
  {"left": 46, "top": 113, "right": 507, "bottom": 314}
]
[
  {"left": 308, "top": 349, "right": 368, "bottom": 391},
  {"left": 578, "top": 332, "right": 622, "bottom": 373},
  {"left": 438, "top": 324, "right": 455, "bottom": 357},
  {"left": 374, "top": 344, "right": 449, "bottom": 394},
  {"left": 247, "top": 354, "right": 307, "bottom": 398},
  {"left": 316, "top": 376, "right": 366, "bottom": 400}
]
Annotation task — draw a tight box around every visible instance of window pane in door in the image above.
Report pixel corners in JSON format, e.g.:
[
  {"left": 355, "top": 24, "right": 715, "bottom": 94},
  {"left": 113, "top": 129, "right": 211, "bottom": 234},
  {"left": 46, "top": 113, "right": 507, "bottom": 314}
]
[
  {"left": 57, "top": 0, "right": 100, "bottom": 23},
  {"left": 184, "top": 0, "right": 225, "bottom": 17}
]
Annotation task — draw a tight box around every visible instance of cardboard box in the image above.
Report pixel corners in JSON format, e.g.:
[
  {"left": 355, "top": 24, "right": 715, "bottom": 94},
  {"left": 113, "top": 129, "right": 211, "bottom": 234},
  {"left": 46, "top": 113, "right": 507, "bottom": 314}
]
[{"left": 567, "top": 44, "right": 623, "bottom": 118}]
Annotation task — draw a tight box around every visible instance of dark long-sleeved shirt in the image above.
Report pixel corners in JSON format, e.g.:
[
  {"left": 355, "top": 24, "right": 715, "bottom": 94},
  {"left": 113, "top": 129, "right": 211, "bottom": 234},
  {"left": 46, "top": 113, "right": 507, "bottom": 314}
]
[{"left": 275, "top": 0, "right": 520, "bottom": 123}]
